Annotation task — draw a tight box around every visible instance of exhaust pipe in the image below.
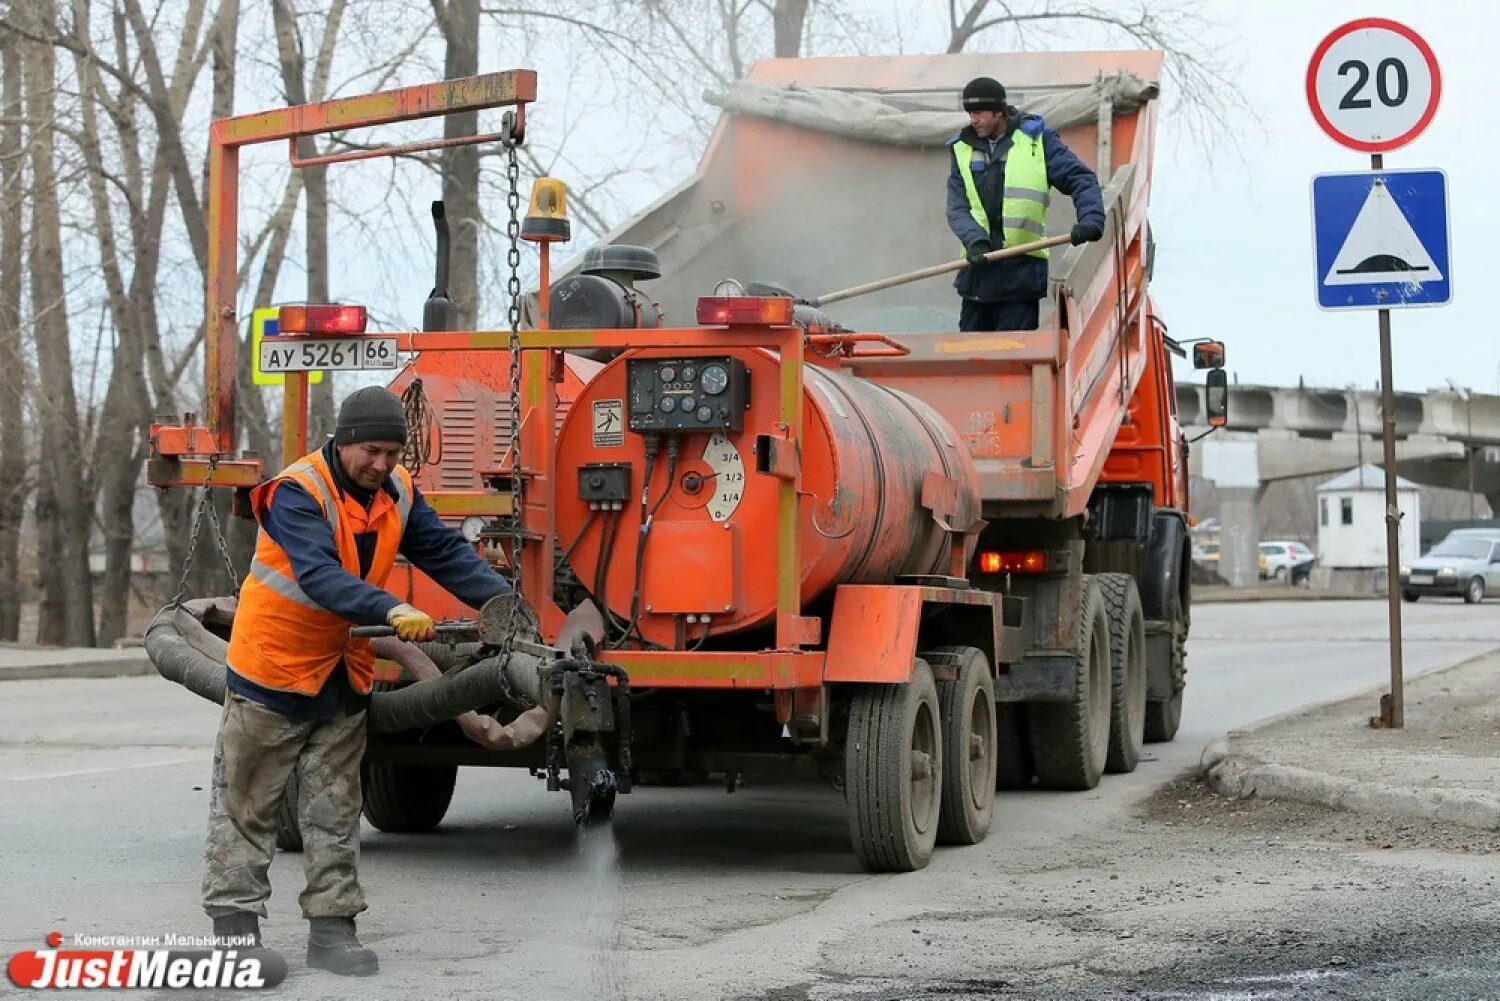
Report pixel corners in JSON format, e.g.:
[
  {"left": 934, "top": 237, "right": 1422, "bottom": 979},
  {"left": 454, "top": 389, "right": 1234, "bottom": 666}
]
[{"left": 422, "top": 201, "right": 455, "bottom": 332}]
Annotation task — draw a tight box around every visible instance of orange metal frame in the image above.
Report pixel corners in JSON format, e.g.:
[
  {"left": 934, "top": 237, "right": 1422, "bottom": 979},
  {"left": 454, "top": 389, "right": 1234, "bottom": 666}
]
[{"left": 147, "top": 71, "right": 538, "bottom": 487}]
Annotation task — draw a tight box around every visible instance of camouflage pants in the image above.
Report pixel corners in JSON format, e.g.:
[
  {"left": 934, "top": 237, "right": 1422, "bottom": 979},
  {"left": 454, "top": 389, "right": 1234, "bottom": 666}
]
[{"left": 201, "top": 692, "right": 368, "bottom": 921}]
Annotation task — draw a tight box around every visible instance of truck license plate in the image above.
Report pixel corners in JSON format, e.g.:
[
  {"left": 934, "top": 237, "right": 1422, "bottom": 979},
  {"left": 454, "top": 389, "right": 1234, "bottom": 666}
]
[
  {"left": 259, "top": 336, "right": 399, "bottom": 373},
  {"left": 1410, "top": 574, "right": 1433, "bottom": 585}
]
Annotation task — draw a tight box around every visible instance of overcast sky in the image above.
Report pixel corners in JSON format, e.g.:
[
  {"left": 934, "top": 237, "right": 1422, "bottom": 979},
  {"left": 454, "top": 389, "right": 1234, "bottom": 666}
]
[{"left": 1140, "top": 0, "right": 1496, "bottom": 394}]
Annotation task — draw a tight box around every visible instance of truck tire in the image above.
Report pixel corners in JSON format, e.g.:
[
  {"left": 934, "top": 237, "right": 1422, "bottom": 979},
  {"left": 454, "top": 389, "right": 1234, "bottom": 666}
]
[
  {"left": 276, "top": 771, "right": 303, "bottom": 852},
  {"left": 845, "top": 659, "right": 943, "bottom": 872},
  {"left": 359, "top": 682, "right": 457, "bottom": 834},
  {"left": 1028, "top": 576, "right": 1111, "bottom": 791},
  {"left": 1097, "top": 573, "right": 1146, "bottom": 774},
  {"left": 361, "top": 760, "right": 458, "bottom": 833},
  {"left": 927, "top": 646, "right": 997, "bottom": 846},
  {"left": 994, "top": 704, "right": 1033, "bottom": 790},
  {"left": 1144, "top": 580, "right": 1187, "bottom": 744}
]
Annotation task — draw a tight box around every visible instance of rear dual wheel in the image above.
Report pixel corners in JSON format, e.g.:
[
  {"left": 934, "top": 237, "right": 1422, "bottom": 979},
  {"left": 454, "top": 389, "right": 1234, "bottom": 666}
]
[
  {"left": 1028, "top": 576, "right": 1111, "bottom": 790},
  {"left": 845, "top": 660, "right": 944, "bottom": 872},
  {"left": 1097, "top": 573, "right": 1147, "bottom": 775}
]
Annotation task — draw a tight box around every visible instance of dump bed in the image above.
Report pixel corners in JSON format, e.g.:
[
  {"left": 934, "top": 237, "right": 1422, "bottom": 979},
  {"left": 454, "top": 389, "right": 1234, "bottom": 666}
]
[{"left": 577, "top": 51, "right": 1164, "bottom": 519}]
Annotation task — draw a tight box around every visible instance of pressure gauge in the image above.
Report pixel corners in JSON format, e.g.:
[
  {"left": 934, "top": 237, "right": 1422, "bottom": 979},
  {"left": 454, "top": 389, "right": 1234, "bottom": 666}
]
[
  {"left": 660, "top": 396, "right": 677, "bottom": 413},
  {"left": 460, "top": 515, "right": 486, "bottom": 542},
  {"left": 700, "top": 363, "right": 730, "bottom": 396},
  {"left": 682, "top": 395, "right": 697, "bottom": 413},
  {"left": 681, "top": 365, "right": 697, "bottom": 381},
  {"left": 660, "top": 365, "right": 676, "bottom": 383},
  {"left": 713, "top": 278, "right": 745, "bottom": 297}
]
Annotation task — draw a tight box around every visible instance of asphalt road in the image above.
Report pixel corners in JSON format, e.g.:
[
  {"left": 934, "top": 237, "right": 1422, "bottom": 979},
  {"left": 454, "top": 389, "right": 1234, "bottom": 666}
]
[{"left": 2, "top": 598, "right": 1498, "bottom": 1000}]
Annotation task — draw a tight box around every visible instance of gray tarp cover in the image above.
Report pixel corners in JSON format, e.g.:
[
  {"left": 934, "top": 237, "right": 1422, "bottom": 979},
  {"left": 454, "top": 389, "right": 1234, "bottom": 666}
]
[{"left": 705, "top": 73, "right": 1158, "bottom": 147}]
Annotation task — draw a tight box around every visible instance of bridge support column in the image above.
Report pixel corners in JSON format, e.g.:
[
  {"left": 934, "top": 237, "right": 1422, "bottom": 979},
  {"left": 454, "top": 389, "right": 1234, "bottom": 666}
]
[{"left": 1218, "top": 486, "right": 1264, "bottom": 588}]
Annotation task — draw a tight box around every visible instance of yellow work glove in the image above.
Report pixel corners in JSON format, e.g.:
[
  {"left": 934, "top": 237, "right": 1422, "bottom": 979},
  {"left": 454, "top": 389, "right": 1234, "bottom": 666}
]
[{"left": 385, "top": 603, "right": 436, "bottom": 642}]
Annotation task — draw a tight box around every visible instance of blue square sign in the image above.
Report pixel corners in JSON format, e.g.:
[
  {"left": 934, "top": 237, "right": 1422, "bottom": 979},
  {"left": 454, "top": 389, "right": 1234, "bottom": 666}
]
[{"left": 1311, "top": 168, "right": 1451, "bottom": 310}]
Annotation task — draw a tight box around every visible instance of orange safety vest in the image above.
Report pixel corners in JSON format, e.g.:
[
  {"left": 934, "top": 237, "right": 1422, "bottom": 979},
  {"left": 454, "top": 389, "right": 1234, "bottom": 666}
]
[{"left": 226, "top": 448, "right": 414, "bottom": 696}]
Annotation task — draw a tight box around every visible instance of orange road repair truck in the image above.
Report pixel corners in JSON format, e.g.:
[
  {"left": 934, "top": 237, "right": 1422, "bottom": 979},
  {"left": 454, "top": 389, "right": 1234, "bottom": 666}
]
[{"left": 148, "top": 50, "right": 1230, "bottom": 873}]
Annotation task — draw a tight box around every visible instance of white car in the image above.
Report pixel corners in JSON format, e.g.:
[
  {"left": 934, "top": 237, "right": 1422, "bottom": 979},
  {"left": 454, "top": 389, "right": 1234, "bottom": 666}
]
[{"left": 1259, "top": 540, "right": 1315, "bottom": 584}]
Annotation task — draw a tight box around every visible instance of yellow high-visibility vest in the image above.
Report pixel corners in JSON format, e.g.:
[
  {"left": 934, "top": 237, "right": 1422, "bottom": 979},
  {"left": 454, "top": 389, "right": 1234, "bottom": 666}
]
[{"left": 953, "top": 128, "right": 1051, "bottom": 259}]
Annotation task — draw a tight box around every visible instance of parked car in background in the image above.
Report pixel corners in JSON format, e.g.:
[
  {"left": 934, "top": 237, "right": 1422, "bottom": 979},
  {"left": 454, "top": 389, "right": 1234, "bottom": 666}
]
[
  {"left": 1259, "top": 540, "right": 1316, "bottom": 584},
  {"left": 1401, "top": 535, "right": 1500, "bottom": 604}
]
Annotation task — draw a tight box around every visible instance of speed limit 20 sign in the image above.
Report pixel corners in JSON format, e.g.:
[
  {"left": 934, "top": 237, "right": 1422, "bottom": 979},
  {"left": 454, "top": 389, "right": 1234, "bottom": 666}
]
[{"left": 1306, "top": 19, "right": 1440, "bottom": 152}]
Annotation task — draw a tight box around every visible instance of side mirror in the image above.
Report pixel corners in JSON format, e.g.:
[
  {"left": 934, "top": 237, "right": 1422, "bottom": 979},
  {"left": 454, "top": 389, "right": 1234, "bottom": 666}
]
[
  {"left": 1192, "top": 340, "right": 1226, "bottom": 369},
  {"left": 1205, "top": 368, "right": 1229, "bottom": 428}
]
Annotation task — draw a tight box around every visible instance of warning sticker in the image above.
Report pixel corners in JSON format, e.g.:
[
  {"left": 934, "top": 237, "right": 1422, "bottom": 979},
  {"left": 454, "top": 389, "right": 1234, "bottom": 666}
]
[{"left": 592, "top": 399, "right": 624, "bottom": 448}]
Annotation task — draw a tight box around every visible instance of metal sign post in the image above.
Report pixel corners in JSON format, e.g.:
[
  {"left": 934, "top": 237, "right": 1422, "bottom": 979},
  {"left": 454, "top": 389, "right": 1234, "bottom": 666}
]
[{"left": 1307, "top": 18, "right": 1445, "bottom": 729}]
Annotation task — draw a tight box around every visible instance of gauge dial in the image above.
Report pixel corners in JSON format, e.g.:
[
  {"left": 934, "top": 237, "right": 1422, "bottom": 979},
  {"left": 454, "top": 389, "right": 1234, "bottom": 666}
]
[
  {"left": 700, "top": 363, "right": 729, "bottom": 396},
  {"left": 702, "top": 433, "right": 745, "bottom": 523},
  {"left": 660, "top": 365, "right": 676, "bottom": 383},
  {"left": 681, "top": 365, "right": 697, "bottom": 381},
  {"left": 660, "top": 396, "right": 677, "bottom": 413},
  {"left": 713, "top": 278, "right": 745, "bottom": 297},
  {"left": 682, "top": 395, "right": 697, "bottom": 412},
  {"left": 460, "top": 515, "right": 486, "bottom": 542}
]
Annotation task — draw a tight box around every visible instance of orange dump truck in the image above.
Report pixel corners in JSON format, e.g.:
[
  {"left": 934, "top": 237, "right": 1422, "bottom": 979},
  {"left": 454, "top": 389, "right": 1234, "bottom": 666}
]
[{"left": 150, "top": 52, "right": 1229, "bottom": 873}]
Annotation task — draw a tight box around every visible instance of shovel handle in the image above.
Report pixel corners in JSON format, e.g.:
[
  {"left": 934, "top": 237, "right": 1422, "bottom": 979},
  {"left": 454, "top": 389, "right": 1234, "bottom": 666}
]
[{"left": 812, "top": 233, "right": 1073, "bottom": 308}]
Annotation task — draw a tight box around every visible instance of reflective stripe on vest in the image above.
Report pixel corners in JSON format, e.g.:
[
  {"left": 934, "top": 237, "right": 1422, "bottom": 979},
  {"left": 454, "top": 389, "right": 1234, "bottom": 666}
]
[
  {"left": 953, "top": 127, "right": 1051, "bottom": 259},
  {"left": 227, "top": 450, "right": 415, "bottom": 697}
]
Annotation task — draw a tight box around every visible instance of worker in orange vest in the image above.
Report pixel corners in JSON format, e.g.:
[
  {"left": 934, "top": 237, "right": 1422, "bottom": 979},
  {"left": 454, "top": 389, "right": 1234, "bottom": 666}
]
[{"left": 203, "top": 387, "right": 513, "bottom": 977}]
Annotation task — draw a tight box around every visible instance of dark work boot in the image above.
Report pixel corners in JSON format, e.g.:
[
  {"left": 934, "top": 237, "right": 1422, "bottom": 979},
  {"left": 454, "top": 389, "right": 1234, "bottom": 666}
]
[
  {"left": 306, "top": 917, "right": 378, "bottom": 976},
  {"left": 212, "top": 913, "right": 283, "bottom": 967}
]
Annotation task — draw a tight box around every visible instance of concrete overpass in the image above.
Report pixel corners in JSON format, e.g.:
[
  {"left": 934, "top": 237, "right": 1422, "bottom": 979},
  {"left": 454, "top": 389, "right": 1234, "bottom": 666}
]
[{"left": 1175, "top": 383, "right": 1500, "bottom": 585}]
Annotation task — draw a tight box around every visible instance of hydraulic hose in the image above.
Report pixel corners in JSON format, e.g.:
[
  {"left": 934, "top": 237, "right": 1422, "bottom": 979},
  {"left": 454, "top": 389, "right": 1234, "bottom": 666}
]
[{"left": 145, "top": 599, "right": 547, "bottom": 735}]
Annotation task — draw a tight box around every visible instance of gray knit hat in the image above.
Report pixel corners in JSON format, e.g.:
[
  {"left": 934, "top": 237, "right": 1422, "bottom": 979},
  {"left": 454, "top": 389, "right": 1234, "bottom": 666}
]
[{"left": 335, "top": 387, "right": 407, "bottom": 445}]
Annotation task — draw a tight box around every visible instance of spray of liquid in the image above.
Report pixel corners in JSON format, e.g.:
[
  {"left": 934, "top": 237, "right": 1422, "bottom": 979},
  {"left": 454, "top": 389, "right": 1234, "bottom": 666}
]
[{"left": 576, "top": 823, "right": 624, "bottom": 997}]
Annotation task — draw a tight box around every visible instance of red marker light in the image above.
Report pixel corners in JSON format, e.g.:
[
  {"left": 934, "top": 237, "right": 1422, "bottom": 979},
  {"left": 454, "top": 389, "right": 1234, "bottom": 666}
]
[
  {"left": 696, "top": 296, "right": 795, "bottom": 326},
  {"left": 277, "top": 304, "right": 368, "bottom": 335}
]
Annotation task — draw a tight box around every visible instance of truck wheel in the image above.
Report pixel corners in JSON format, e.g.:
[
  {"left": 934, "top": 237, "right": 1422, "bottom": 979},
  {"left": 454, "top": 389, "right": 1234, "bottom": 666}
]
[
  {"left": 1144, "top": 691, "right": 1182, "bottom": 744},
  {"left": 845, "top": 659, "right": 943, "bottom": 872},
  {"left": 1145, "top": 580, "right": 1187, "bottom": 744},
  {"left": 994, "top": 704, "right": 1033, "bottom": 790},
  {"left": 358, "top": 683, "right": 457, "bottom": 833},
  {"left": 361, "top": 760, "right": 458, "bottom": 833},
  {"left": 276, "top": 771, "right": 303, "bottom": 852},
  {"left": 1097, "top": 573, "right": 1147, "bottom": 774},
  {"left": 1465, "top": 577, "right": 1486, "bottom": 604},
  {"left": 1029, "top": 576, "right": 1110, "bottom": 791},
  {"left": 927, "top": 646, "right": 997, "bottom": 845}
]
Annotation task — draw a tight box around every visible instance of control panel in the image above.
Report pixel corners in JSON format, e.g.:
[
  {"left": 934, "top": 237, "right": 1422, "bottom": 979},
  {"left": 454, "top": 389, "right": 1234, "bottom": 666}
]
[{"left": 626, "top": 357, "right": 748, "bottom": 433}]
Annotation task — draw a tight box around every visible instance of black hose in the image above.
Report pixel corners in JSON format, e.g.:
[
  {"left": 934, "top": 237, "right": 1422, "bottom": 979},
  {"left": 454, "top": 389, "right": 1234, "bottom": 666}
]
[
  {"left": 145, "top": 605, "right": 546, "bottom": 735},
  {"left": 624, "top": 437, "right": 678, "bottom": 647}
]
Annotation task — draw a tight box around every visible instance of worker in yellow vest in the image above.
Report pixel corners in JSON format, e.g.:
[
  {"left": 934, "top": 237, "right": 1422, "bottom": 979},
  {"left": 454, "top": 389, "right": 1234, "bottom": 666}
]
[
  {"left": 947, "top": 76, "right": 1106, "bottom": 332},
  {"left": 203, "top": 387, "right": 514, "bottom": 977}
]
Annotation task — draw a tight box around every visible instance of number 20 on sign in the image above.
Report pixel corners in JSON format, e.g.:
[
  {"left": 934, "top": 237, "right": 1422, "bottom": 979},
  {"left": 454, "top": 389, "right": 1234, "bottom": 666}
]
[{"left": 1306, "top": 18, "right": 1441, "bottom": 153}]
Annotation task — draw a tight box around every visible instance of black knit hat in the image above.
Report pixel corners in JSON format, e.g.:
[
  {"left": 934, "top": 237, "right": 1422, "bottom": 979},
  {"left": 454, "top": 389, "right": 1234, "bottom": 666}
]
[
  {"left": 962, "top": 76, "right": 1007, "bottom": 112},
  {"left": 335, "top": 387, "right": 407, "bottom": 445}
]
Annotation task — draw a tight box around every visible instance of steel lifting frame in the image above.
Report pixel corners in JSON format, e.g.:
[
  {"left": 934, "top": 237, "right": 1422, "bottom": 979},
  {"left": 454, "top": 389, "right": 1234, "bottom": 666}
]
[{"left": 147, "top": 70, "right": 538, "bottom": 489}]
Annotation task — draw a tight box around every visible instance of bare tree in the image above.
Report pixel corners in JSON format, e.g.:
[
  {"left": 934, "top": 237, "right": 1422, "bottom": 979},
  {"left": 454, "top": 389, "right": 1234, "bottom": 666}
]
[
  {"left": 771, "top": 0, "right": 811, "bottom": 57},
  {"left": 944, "top": 0, "right": 1252, "bottom": 153},
  {"left": 271, "top": 0, "right": 347, "bottom": 444},
  {"left": 21, "top": 0, "right": 95, "bottom": 646},
  {"left": 0, "top": 34, "right": 27, "bottom": 641},
  {"left": 432, "top": 0, "right": 481, "bottom": 327}
]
